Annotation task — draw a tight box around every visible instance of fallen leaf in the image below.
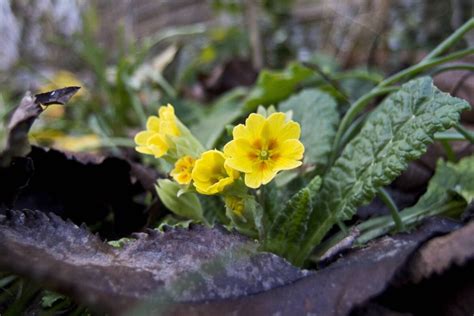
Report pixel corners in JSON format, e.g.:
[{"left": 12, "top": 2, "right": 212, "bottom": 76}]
[{"left": 0, "top": 210, "right": 309, "bottom": 315}]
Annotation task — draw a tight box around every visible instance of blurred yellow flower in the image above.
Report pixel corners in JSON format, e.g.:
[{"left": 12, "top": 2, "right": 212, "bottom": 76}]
[
  {"left": 224, "top": 112, "right": 304, "bottom": 189},
  {"left": 40, "top": 70, "right": 87, "bottom": 98},
  {"left": 224, "top": 196, "right": 245, "bottom": 217},
  {"left": 134, "top": 104, "right": 180, "bottom": 158},
  {"left": 30, "top": 131, "right": 100, "bottom": 152},
  {"left": 192, "top": 150, "right": 239, "bottom": 195},
  {"left": 170, "top": 155, "right": 195, "bottom": 185}
]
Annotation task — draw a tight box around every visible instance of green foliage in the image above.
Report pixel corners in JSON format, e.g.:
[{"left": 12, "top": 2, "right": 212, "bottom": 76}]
[
  {"left": 226, "top": 194, "right": 264, "bottom": 239},
  {"left": 297, "top": 77, "right": 469, "bottom": 265},
  {"left": 279, "top": 89, "right": 339, "bottom": 167},
  {"left": 190, "top": 88, "right": 247, "bottom": 148},
  {"left": 412, "top": 157, "right": 474, "bottom": 208},
  {"left": 354, "top": 156, "right": 474, "bottom": 245},
  {"left": 156, "top": 179, "right": 205, "bottom": 223},
  {"left": 156, "top": 216, "right": 195, "bottom": 231},
  {"left": 264, "top": 177, "right": 321, "bottom": 264},
  {"left": 243, "top": 62, "right": 313, "bottom": 111},
  {"left": 41, "top": 291, "right": 65, "bottom": 308}
]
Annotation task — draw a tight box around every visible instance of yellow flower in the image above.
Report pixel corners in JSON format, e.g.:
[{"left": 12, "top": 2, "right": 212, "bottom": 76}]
[
  {"left": 224, "top": 196, "right": 245, "bottom": 217},
  {"left": 192, "top": 150, "right": 239, "bottom": 195},
  {"left": 224, "top": 112, "right": 304, "bottom": 189},
  {"left": 134, "top": 104, "right": 180, "bottom": 158},
  {"left": 170, "top": 155, "right": 195, "bottom": 185}
]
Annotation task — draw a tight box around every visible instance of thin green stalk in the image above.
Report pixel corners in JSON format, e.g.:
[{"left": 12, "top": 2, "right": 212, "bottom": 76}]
[
  {"left": 357, "top": 200, "right": 465, "bottom": 244},
  {"left": 379, "top": 47, "right": 474, "bottom": 88},
  {"left": 339, "top": 113, "right": 368, "bottom": 150},
  {"left": 430, "top": 63, "right": 474, "bottom": 76},
  {"left": 130, "top": 94, "right": 147, "bottom": 126},
  {"left": 312, "top": 200, "right": 466, "bottom": 262},
  {"left": 434, "top": 131, "right": 466, "bottom": 141},
  {"left": 329, "top": 86, "right": 399, "bottom": 164},
  {"left": 336, "top": 220, "right": 348, "bottom": 234},
  {"left": 377, "top": 188, "right": 405, "bottom": 231},
  {"left": 441, "top": 140, "right": 456, "bottom": 162},
  {"left": 421, "top": 18, "right": 474, "bottom": 62},
  {"left": 455, "top": 124, "right": 474, "bottom": 143},
  {"left": 331, "top": 48, "right": 474, "bottom": 165}
]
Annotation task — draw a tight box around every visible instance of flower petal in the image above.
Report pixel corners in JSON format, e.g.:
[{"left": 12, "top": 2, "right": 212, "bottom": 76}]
[
  {"left": 147, "top": 134, "right": 169, "bottom": 157},
  {"left": 135, "top": 146, "right": 152, "bottom": 155},
  {"left": 277, "top": 139, "right": 305, "bottom": 161},
  {"left": 146, "top": 116, "right": 161, "bottom": 132},
  {"left": 263, "top": 113, "right": 300, "bottom": 141},
  {"left": 245, "top": 113, "right": 265, "bottom": 140},
  {"left": 223, "top": 139, "right": 255, "bottom": 173},
  {"left": 134, "top": 131, "right": 154, "bottom": 146}
]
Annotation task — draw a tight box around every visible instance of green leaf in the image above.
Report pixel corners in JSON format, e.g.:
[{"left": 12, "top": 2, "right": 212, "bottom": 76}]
[
  {"left": 261, "top": 181, "right": 280, "bottom": 227},
  {"left": 243, "top": 62, "right": 313, "bottom": 112},
  {"left": 41, "top": 291, "right": 65, "bottom": 308},
  {"left": 190, "top": 88, "right": 247, "bottom": 148},
  {"left": 108, "top": 237, "right": 133, "bottom": 249},
  {"left": 356, "top": 156, "right": 474, "bottom": 244},
  {"left": 298, "top": 77, "right": 469, "bottom": 265},
  {"left": 279, "top": 89, "right": 339, "bottom": 167},
  {"left": 156, "top": 215, "right": 195, "bottom": 231},
  {"left": 225, "top": 195, "right": 264, "bottom": 239},
  {"left": 156, "top": 179, "right": 205, "bottom": 223},
  {"left": 411, "top": 157, "right": 474, "bottom": 210},
  {"left": 264, "top": 176, "right": 321, "bottom": 263}
]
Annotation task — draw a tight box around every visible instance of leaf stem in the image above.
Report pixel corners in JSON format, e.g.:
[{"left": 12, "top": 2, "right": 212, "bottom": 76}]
[
  {"left": 312, "top": 200, "right": 466, "bottom": 262},
  {"left": 331, "top": 47, "right": 474, "bottom": 165},
  {"left": 440, "top": 140, "right": 457, "bottom": 162},
  {"left": 455, "top": 124, "right": 474, "bottom": 143},
  {"left": 376, "top": 188, "right": 405, "bottom": 232},
  {"left": 430, "top": 63, "right": 474, "bottom": 76},
  {"left": 357, "top": 200, "right": 465, "bottom": 244},
  {"left": 379, "top": 47, "right": 474, "bottom": 88},
  {"left": 421, "top": 18, "right": 474, "bottom": 62},
  {"left": 329, "top": 86, "right": 398, "bottom": 164},
  {"left": 434, "top": 130, "right": 467, "bottom": 141}
]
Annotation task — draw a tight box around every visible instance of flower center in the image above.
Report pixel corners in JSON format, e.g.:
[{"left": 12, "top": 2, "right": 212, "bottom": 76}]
[{"left": 259, "top": 150, "right": 269, "bottom": 160}]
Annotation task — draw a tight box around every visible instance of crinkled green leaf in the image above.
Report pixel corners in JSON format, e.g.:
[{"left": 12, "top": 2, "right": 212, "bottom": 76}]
[
  {"left": 297, "top": 77, "right": 469, "bottom": 265},
  {"left": 279, "top": 89, "right": 339, "bottom": 167},
  {"left": 264, "top": 176, "right": 321, "bottom": 263},
  {"left": 156, "top": 179, "right": 205, "bottom": 222},
  {"left": 243, "top": 62, "right": 313, "bottom": 112}
]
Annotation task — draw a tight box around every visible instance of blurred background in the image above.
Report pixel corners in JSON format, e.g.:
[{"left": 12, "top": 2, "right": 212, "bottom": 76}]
[{"left": 0, "top": 0, "right": 473, "bottom": 156}]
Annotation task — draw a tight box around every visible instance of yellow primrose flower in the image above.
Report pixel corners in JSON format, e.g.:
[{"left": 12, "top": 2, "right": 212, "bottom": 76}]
[
  {"left": 192, "top": 150, "right": 239, "bottom": 195},
  {"left": 170, "top": 155, "right": 195, "bottom": 185},
  {"left": 224, "top": 112, "right": 304, "bottom": 189},
  {"left": 134, "top": 104, "right": 180, "bottom": 158},
  {"left": 224, "top": 196, "right": 245, "bottom": 217}
]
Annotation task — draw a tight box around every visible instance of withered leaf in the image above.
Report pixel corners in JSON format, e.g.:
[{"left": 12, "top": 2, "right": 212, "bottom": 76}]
[
  {"left": 0, "top": 87, "right": 80, "bottom": 167},
  {"left": 0, "top": 147, "right": 149, "bottom": 238},
  {"left": 403, "top": 219, "right": 474, "bottom": 283},
  {"left": 0, "top": 210, "right": 309, "bottom": 315},
  {"left": 34, "top": 86, "right": 80, "bottom": 105},
  {"left": 0, "top": 93, "right": 41, "bottom": 166},
  {"left": 168, "top": 218, "right": 458, "bottom": 316}
]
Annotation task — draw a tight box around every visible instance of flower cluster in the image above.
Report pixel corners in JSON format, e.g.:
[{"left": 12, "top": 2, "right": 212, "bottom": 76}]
[
  {"left": 134, "top": 105, "right": 180, "bottom": 158},
  {"left": 135, "top": 104, "right": 304, "bottom": 221}
]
